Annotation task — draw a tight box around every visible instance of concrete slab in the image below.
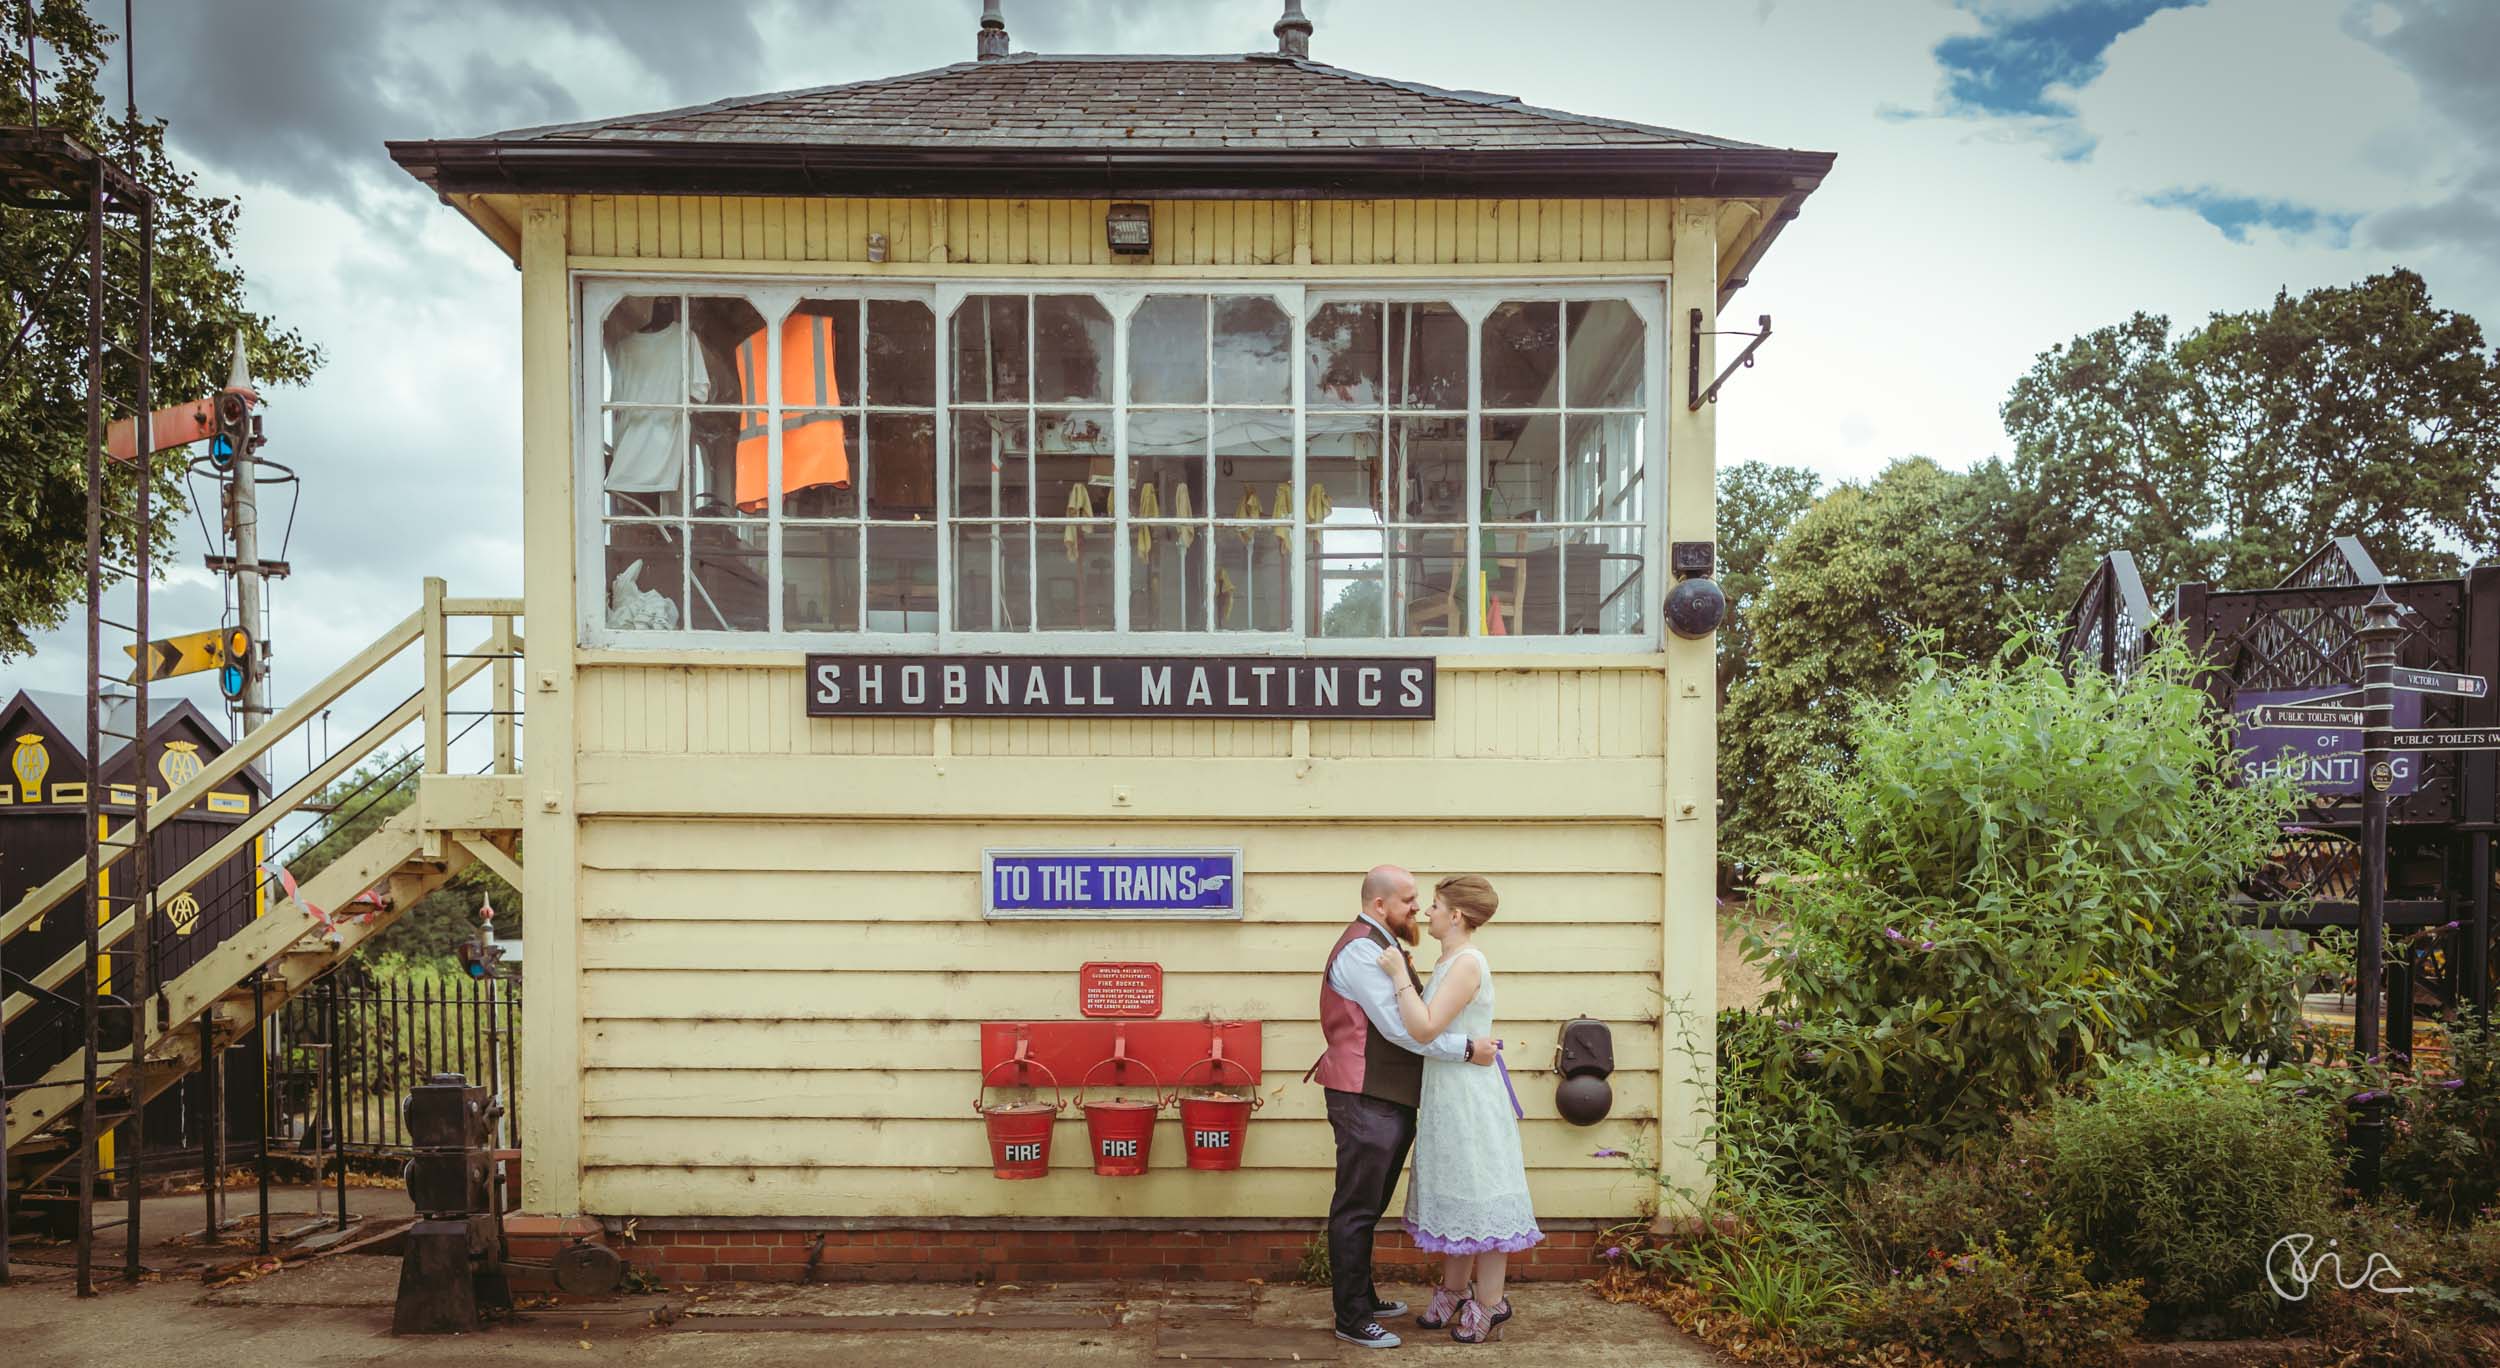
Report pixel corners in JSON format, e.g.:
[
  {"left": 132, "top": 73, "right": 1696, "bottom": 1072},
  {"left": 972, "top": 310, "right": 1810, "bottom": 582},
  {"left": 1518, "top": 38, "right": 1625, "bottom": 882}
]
[{"left": 201, "top": 1254, "right": 398, "bottom": 1308}]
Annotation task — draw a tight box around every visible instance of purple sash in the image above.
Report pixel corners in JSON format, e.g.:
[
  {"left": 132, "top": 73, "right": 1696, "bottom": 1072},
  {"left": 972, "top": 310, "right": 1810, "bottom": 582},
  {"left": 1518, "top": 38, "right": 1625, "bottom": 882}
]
[{"left": 1493, "top": 1040, "right": 1524, "bottom": 1120}]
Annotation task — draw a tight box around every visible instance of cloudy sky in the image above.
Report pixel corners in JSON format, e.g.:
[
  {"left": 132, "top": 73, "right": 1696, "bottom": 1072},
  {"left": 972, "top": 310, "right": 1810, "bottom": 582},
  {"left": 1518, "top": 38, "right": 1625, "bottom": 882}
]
[{"left": 15, "top": 0, "right": 2500, "bottom": 790}]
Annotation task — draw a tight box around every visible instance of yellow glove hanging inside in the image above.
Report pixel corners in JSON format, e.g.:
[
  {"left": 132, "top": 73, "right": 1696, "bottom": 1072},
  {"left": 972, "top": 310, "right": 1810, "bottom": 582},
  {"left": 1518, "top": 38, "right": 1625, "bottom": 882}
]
[
  {"left": 1271, "top": 484, "right": 1294, "bottom": 548},
  {"left": 1307, "top": 481, "right": 1333, "bottom": 524},
  {"left": 1175, "top": 483, "right": 1195, "bottom": 548},
  {"left": 1216, "top": 567, "right": 1238, "bottom": 626},
  {"left": 1135, "top": 481, "right": 1160, "bottom": 559},
  {"left": 1236, "top": 486, "right": 1260, "bottom": 543},
  {"left": 1064, "top": 483, "right": 1093, "bottom": 562}
]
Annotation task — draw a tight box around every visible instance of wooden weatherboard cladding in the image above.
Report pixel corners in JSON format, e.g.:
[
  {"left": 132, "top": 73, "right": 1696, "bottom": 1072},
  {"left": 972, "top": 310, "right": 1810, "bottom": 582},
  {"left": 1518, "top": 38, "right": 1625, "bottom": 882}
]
[{"left": 805, "top": 655, "right": 1433, "bottom": 719}]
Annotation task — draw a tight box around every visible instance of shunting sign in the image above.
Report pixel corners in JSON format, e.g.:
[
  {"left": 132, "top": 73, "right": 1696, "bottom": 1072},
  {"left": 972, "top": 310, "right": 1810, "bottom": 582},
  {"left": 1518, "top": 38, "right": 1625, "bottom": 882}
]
[
  {"left": 2391, "top": 667, "right": 2491, "bottom": 699},
  {"left": 985, "top": 848, "right": 1243, "bottom": 921},
  {"left": 1079, "top": 962, "right": 1165, "bottom": 1018}
]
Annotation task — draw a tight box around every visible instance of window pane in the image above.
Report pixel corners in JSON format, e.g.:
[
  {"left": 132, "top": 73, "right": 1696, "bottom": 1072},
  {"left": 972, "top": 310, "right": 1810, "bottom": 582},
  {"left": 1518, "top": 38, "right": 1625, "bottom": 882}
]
[
  {"left": 1491, "top": 528, "right": 1646, "bottom": 636},
  {"left": 1482, "top": 300, "right": 1562, "bottom": 409},
  {"left": 692, "top": 296, "right": 770, "bottom": 406},
  {"left": 1480, "top": 414, "right": 1558, "bottom": 524},
  {"left": 866, "top": 525, "right": 939, "bottom": 633},
  {"left": 601, "top": 407, "right": 682, "bottom": 515},
  {"left": 954, "top": 524, "right": 1032, "bottom": 632},
  {"left": 1481, "top": 525, "right": 1561, "bottom": 637},
  {"left": 1215, "top": 410, "right": 1293, "bottom": 523},
  {"left": 781, "top": 523, "right": 861, "bottom": 631},
  {"left": 1387, "top": 539, "right": 1464, "bottom": 638},
  {"left": 1213, "top": 295, "right": 1292, "bottom": 405},
  {"left": 1130, "top": 410, "right": 1207, "bottom": 513},
  {"left": 955, "top": 411, "right": 1029, "bottom": 519},
  {"left": 866, "top": 299, "right": 935, "bottom": 408},
  {"left": 758, "top": 410, "right": 854, "bottom": 517},
  {"left": 1566, "top": 300, "right": 1644, "bottom": 409},
  {"left": 779, "top": 299, "right": 860, "bottom": 409},
  {"left": 864, "top": 413, "right": 937, "bottom": 520},
  {"left": 1036, "top": 410, "right": 1114, "bottom": 521},
  {"left": 1305, "top": 301, "right": 1382, "bottom": 409},
  {"left": 1387, "top": 302, "right": 1466, "bottom": 410},
  {"left": 601, "top": 295, "right": 681, "bottom": 407},
  {"left": 1313, "top": 527, "right": 1385, "bottom": 638},
  {"left": 1217, "top": 525, "right": 1292, "bottom": 632},
  {"left": 1034, "top": 295, "right": 1113, "bottom": 404},
  {"left": 686, "top": 523, "right": 770, "bottom": 631},
  {"left": 1129, "top": 523, "right": 1210, "bottom": 632},
  {"left": 1306, "top": 413, "right": 1384, "bottom": 531},
  {"left": 1037, "top": 523, "right": 1115, "bottom": 630},
  {"left": 689, "top": 409, "right": 766, "bottom": 518},
  {"left": 1581, "top": 526, "right": 1648, "bottom": 636},
  {"left": 1565, "top": 413, "right": 1644, "bottom": 523},
  {"left": 953, "top": 295, "right": 1028, "bottom": 404},
  {"left": 602, "top": 522, "right": 684, "bottom": 631},
  {"left": 1388, "top": 416, "right": 1466, "bottom": 523},
  {"left": 1130, "top": 294, "right": 1208, "bottom": 405}
]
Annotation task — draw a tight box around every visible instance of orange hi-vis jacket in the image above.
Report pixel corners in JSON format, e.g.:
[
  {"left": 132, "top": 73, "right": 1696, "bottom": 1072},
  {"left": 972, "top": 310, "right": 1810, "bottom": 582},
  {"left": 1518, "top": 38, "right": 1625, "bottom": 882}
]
[{"left": 735, "top": 311, "right": 851, "bottom": 512}]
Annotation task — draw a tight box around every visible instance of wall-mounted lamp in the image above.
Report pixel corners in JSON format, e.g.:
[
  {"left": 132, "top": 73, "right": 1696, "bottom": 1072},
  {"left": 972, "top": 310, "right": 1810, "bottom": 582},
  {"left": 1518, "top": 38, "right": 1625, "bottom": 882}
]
[{"left": 1106, "top": 203, "right": 1153, "bottom": 256}]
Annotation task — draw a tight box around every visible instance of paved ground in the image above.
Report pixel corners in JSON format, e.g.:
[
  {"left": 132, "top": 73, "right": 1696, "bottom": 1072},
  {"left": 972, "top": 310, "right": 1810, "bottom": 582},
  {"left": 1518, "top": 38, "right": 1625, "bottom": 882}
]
[{"left": 1, "top": 1192, "right": 1727, "bottom": 1366}]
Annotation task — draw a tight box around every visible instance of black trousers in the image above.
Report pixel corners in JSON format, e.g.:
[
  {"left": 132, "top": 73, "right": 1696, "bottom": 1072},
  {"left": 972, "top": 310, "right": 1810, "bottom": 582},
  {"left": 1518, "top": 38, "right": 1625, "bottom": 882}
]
[{"left": 1324, "top": 1087, "right": 1417, "bottom": 1332}]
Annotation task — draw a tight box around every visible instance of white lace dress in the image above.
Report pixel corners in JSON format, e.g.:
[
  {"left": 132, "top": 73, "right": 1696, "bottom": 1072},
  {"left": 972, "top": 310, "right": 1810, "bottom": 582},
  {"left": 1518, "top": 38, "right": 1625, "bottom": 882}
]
[{"left": 1402, "top": 946, "right": 1544, "bottom": 1255}]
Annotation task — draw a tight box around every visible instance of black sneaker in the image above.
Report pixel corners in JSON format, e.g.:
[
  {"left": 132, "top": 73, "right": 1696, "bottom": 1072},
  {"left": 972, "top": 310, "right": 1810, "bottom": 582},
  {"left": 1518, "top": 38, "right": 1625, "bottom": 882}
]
[
  {"left": 1370, "top": 1296, "right": 1410, "bottom": 1319},
  {"left": 1335, "top": 1321, "right": 1403, "bottom": 1349}
]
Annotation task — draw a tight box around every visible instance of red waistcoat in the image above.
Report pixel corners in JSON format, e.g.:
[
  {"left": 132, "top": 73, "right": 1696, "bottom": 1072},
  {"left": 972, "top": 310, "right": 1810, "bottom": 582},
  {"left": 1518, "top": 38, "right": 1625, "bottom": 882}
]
[{"left": 1310, "top": 918, "right": 1426, "bottom": 1108}]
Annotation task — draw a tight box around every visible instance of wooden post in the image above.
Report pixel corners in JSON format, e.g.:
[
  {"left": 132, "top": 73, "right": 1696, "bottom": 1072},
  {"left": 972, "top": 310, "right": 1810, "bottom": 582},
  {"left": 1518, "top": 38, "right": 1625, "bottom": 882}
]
[
  {"left": 516, "top": 196, "right": 583, "bottom": 1216},
  {"left": 1661, "top": 200, "right": 1720, "bottom": 1209},
  {"left": 492, "top": 617, "right": 516, "bottom": 776},
  {"left": 422, "top": 576, "right": 448, "bottom": 774}
]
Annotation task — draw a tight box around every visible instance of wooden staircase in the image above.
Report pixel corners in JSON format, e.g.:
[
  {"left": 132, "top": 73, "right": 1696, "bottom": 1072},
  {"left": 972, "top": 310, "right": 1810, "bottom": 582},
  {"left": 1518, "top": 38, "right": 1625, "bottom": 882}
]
[{"left": 3, "top": 580, "right": 523, "bottom": 1193}]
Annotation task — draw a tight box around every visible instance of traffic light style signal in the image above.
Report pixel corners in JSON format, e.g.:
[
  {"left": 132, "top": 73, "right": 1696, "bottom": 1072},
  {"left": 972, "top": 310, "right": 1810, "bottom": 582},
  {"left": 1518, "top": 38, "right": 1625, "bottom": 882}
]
[
  {"left": 209, "top": 389, "right": 257, "bottom": 469},
  {"left": 217, "top": 627, "right": 252, "bottom": 700},
  {"left": 455, "top": 936, "right": 505, "bottom": 980}
]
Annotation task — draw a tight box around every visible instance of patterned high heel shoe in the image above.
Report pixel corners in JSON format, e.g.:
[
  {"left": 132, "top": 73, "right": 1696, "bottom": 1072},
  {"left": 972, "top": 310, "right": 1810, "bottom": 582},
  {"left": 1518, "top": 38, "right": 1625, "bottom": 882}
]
[
  {"left": 1451, "top": 1296, "right": 1506, "bottom": 1344},
  {"left": 1416, "top": 1283, "right": 1468, "bottom": 1330}
]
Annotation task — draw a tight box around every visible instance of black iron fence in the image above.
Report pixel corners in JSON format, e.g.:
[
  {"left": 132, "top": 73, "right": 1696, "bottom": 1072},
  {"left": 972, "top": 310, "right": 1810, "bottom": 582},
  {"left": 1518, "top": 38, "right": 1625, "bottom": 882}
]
[{"left": 276, "top": 971, "right": 522, "bottom": 1158}]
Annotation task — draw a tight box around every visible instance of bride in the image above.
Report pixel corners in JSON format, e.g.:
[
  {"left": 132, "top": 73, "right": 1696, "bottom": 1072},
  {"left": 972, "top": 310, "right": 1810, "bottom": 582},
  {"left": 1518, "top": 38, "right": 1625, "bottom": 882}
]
[{"left": 1379, "top": 874, "right": 1543, "bottom": 1345}]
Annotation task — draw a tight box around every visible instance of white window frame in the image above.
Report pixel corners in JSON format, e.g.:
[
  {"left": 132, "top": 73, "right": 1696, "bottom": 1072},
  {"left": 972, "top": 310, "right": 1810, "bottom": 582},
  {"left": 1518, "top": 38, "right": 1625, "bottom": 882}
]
[{"left": 574, "top": 273, "right": 1666, "bottom": 655}]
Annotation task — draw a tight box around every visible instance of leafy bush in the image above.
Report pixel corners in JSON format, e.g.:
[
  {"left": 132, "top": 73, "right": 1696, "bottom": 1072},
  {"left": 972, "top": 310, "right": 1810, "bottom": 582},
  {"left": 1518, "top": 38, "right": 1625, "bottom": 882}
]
[
  {"left": 1737, "top": 643, "right": 2315, "bottom": 1162},
  {"left": 2032, "top": 1055, "right": 2341, "bottom": 1322},
  {"left": 1850, "top": 1149, "right": 2049, "bottom": 1276},
  {"left": 2384, "top": 1023, "right": 2500, "bottom": 1224},
  {"left": 1848, "top": 1229, "right": 2146, "bottom": 1367}
]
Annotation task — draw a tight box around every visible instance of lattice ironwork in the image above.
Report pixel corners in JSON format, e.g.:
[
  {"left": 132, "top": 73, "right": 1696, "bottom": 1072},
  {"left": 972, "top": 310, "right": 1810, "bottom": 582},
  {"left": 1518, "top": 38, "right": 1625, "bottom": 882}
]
[{"left": 2056, "top": 550, "right": 2160, "bottom": 683}]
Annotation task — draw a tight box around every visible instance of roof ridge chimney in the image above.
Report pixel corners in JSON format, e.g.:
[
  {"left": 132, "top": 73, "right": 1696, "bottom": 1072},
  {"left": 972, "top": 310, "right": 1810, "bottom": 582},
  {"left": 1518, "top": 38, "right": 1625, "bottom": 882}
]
[
  {"left": 978, "top": 1, "right": 1009, "bottom": 62},
  {"left": 1274, "top": 2, "right": 1312, "bottom": 60}
]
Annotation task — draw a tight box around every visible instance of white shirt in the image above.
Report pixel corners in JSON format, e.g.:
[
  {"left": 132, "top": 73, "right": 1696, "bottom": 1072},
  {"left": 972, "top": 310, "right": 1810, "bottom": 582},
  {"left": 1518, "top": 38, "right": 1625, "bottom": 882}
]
[{"left": 1327, "top": 913, "right": 1470, "bottom": 1063}]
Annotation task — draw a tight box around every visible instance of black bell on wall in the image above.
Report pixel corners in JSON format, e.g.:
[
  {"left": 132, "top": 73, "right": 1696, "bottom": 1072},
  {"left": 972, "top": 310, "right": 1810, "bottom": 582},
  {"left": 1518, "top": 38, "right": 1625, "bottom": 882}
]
[
  {"left": 1552, "top": 1017, "right": 1615, "bottom": 1126},
  {"left": 1665, "top": 539, "right": 1724, "bottom": 640}
]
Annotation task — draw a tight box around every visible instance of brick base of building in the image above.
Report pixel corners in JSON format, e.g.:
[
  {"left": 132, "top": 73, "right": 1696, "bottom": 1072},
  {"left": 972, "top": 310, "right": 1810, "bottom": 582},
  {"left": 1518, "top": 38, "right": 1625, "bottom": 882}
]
[{"left": 504, "top": 1216, "right": 1623, "bottom": 1288}]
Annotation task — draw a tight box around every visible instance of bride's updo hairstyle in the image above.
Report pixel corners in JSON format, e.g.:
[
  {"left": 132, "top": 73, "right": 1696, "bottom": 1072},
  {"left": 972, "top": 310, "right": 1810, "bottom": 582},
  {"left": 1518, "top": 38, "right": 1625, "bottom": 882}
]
[{"left": 1435, "top": 874, "right": 1499, "bottom": 930}]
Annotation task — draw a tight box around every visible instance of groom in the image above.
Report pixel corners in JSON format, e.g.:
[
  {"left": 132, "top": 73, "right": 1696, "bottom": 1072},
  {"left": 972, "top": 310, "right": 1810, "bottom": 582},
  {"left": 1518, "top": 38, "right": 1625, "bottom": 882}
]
[{"left": 1311, "top": 864, "right": 1496, "bottom": 1349}]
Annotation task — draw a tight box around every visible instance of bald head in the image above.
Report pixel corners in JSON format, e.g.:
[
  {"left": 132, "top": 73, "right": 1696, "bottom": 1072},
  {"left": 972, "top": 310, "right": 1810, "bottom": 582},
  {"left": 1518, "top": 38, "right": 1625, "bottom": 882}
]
[{"left": 1360, "top": 864, "right": 1421, "bottom": 945}]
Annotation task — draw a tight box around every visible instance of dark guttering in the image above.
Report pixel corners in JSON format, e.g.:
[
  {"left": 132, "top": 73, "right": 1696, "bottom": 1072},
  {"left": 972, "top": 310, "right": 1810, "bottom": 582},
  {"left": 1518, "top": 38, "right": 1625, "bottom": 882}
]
[{"left": 386, "top": 138, "right": 1834, "bottom": 203}]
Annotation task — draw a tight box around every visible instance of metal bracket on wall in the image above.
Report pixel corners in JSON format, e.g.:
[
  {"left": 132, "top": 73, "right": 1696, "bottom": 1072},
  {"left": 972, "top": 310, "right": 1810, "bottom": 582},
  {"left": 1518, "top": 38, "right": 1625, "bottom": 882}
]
[{"left": 1688, "top": 309, "right": 1773, "bottom": 411}]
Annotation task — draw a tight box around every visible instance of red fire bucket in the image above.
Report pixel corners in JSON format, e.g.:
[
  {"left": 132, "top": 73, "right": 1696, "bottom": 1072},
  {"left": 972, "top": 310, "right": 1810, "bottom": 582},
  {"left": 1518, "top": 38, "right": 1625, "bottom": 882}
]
[
  {"left": 975, "top": 1057, "right": 1063, "bottom": 1180},
  {"left": 1176, "top": 1054, "right": 1260, "bottom": 1171},
  {"left": 1078, "top": 1057, "right": 1165, "bottom": 1177}
]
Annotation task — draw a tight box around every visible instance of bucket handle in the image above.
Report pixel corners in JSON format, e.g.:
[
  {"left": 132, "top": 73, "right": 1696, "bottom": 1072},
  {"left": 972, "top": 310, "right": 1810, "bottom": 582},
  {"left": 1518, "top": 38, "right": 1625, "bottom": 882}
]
[
  {"left": 1176, "top": 1053, "right": 1264, "bottom": 1110},
  {"left": 975, "top": 1056, "right": 1064, "bottom": 1114},
  {"left": 1077, "top": 1054, "right": 1166, "bottom": 1110}
]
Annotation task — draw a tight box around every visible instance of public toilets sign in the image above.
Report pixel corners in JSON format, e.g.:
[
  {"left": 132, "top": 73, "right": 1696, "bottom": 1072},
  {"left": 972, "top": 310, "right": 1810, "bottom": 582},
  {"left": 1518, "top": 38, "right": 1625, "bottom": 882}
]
[
  {"left": 2235, "top": 687, "right": 2423, "bottom": 798},
  {"left": 985, "top": 848, "right": 1244, "bottom": 921},
  {"left": 806, "top": 654, "right": 1433, "bottom": 720}
]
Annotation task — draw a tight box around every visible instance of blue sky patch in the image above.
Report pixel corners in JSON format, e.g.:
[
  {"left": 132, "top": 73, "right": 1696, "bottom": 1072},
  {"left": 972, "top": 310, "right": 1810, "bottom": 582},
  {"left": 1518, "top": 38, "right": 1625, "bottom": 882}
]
[
  {"left": 2144, "top": 188, "right": 2362, "bottom": 245},
  {"left": 1935, "top": 0, "right": 2206, "bottom": 118}
]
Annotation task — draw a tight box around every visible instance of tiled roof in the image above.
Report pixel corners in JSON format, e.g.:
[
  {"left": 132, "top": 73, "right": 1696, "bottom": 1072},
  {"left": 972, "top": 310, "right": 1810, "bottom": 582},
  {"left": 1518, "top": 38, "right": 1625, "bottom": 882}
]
[{"left": 492, "top": 53, "right": 1773, "bottom": 155}]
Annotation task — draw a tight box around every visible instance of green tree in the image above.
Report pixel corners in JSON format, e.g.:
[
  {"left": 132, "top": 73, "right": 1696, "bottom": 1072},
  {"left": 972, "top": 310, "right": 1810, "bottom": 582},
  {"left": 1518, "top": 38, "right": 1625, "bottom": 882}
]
[
  {"left": 1, "top": 2, "right": 318, "bottom": 658},
  {"left": 1714, "top": 460, "right": 1819, "bottom": 706},
  {"left": 1719, "top": 457, "right": 2068, "bottom": 865},
  {"left": 292, "top": 754, "right": 517, "bottom": 966},
  {"left": 2004, "top": 268, "right": 2500, "bottom": 596}
]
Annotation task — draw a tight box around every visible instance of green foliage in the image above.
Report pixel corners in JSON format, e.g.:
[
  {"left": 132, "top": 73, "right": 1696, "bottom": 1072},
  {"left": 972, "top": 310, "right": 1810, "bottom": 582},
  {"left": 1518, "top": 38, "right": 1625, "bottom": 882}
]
[
  {"left": 2384, "top": 1023, "right": 2500, "bottom": 1224},
  {"left": 1736, "top": 643, "right": 2316, "bottom": 1161},
  {"left": 2031, "top": 1056, "right": 2341, "bottom": 1322},
  {"left": 1718, "top": 457, "right": 2071, "bottom": 864},
  {"left": 2004, "top": 268, "right": 2500, "bottom": 596},
  {"left": 1294, "top": 1233, "right": 1330, "bottom": 1286},
  {"left": 1712, "top": 460, "right": 1818, "bottom": 706},
  {"left": 1850, "top": 1149, "right": 2049, "bottom": 1275},
  {"left": 1847, "top": 1229, "right": 2147, "bottom": 1367},
  {"left": 0, "top": 2, "right": 319, "bottom": 658}
]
